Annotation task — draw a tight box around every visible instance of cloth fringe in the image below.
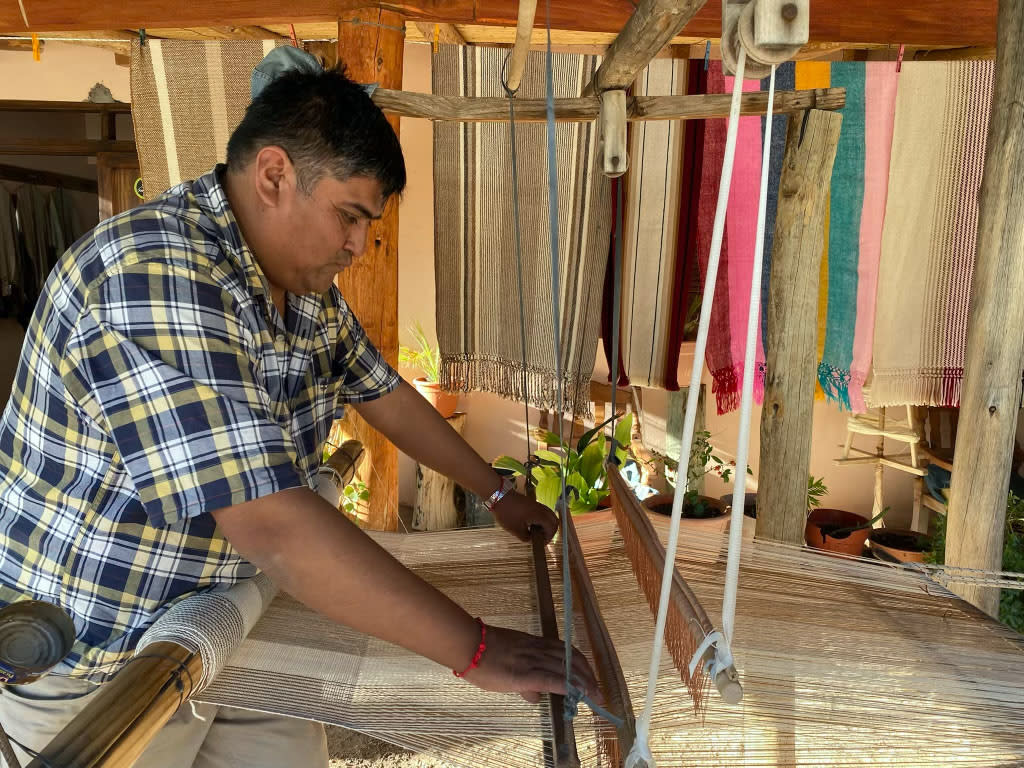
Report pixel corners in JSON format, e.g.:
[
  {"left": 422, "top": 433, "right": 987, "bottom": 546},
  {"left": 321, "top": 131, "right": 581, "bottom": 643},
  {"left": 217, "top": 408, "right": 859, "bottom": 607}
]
[
  {"left": 440, "top": 354, "right": 594, "bottom": 419},
  {"left": 817, "top": 362, "right": 854, "bottom": 411},
  {"left": 710, "top": 362, "right": 765, "bottom": 416},
  {"left": 867, "top": 367, "right": 964, "bottom": 408}
]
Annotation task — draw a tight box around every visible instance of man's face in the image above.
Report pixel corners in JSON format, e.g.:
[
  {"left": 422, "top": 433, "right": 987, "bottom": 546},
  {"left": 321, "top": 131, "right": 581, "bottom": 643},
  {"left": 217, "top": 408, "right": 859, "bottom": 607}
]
[{"left": 265, "top": 171, "right": 386, "bottom": 297}]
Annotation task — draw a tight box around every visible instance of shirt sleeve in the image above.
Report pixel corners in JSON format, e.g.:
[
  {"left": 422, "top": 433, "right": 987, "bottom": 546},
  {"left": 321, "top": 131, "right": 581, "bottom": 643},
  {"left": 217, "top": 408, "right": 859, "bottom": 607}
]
[
  {"left": 333, "top": 297, "right": 400, "bottom": 403},
  {"left": 60, "top": 262, "right": 302, "bottom": 528}
]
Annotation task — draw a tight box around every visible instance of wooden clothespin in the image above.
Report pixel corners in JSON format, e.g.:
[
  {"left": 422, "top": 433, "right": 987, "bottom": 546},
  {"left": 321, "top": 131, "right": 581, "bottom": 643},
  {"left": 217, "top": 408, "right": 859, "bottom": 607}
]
[
  {"left": 289, "top": 23, "right": 299, "bottom": 48},
  {"left": 433, "top": 23, "right": 440, "bottom": 54},
  {"left": 30, "top": 33, "right": 40, "bottom": 61},
  {"left": 896, "top": 43, "right": 905, "bottom": 72}
]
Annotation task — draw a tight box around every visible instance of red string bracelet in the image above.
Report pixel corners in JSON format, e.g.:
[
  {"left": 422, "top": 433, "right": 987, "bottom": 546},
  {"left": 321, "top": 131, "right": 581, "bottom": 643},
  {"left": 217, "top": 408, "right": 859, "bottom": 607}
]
[{"left": 453, "top": 618, "right": 487, "bottom": 678}]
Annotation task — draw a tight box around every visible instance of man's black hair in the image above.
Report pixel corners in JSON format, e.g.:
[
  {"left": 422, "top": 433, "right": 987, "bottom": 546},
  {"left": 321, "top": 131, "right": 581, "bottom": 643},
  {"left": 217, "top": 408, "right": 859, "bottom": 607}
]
[{"left": 227, "top": 66, "right": 406, "bottom": 200}]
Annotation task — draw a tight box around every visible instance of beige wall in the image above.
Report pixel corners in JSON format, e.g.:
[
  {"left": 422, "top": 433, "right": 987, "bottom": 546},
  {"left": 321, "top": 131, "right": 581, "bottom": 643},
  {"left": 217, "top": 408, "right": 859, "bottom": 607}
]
[{"left": 0, "top": 42, "right": 129, "bottom": 102}]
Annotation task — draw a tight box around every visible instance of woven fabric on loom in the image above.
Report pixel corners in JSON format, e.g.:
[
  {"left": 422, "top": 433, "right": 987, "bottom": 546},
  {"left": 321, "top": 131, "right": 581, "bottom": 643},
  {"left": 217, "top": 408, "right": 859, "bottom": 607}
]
[
  {"left": 131, "top": 40, "right": 279, "bottom": 198},
  {"left": 871, "top": 61, "right": 994, "bottom": 408},
  {"left": 189, "top": 515, "right": 1024, "bottom": 767},
  {"left": 432, "top": 47, "right": 611, "bottom": 416}
]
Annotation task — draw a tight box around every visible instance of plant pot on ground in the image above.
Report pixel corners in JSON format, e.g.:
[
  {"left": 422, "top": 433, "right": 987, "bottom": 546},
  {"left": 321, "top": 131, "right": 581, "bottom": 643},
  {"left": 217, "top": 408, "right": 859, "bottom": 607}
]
[
  {"left": 644, "top": 492, "right": 730, "bottom": 533},
  {"left": 869, "top": 528, "right": 932, "bottom": 563},
  {"left": 805, "top": 507, "right": 885, "bottom": 556}
]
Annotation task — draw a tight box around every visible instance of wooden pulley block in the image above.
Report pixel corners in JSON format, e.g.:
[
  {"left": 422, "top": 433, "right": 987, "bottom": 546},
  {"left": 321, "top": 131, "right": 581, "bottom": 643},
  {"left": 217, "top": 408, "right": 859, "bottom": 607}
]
[
  {"left": 721, "top": 0, "right": 806, "bottom": 79},
  {"left": 599, "top": 89, "right": 629, "bottom": 178}
]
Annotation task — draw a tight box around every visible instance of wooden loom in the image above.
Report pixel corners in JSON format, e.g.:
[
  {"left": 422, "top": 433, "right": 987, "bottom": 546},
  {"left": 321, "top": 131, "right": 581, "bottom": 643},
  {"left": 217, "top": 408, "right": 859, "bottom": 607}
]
[{"left": 12, "top": 0, "right": 1024, "bottom": 763}]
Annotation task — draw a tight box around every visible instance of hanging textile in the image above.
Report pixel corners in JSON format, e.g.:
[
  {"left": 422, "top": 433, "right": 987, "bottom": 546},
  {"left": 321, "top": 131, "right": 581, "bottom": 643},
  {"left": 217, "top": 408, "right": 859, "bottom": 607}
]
[
  {"left": 131, "top": 39, "right": 278, "bottom": 199},
  {"left": 615, "top": 58, "right": 690, "bottom": 390},
  {"left": 433, "top": 47, "right": 611, "bottom": 416},
  {"left": 694, "top": 62, "right": 767, "bottom": 415},
  {"left": 871, "top": 61, "right": 994, "bottom": 408},
  {"left": 0, "top": 187, "right": 17, "bottom": 304}
]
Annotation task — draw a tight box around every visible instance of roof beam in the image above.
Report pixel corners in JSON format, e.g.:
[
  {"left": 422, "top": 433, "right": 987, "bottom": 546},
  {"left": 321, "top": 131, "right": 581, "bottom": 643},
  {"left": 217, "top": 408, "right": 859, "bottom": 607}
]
[
  {"left": 413, "top": 22, "right": 467, "bottom": 45},
  {"left": 0, "top": 2, "right": 999, "bottom": 47},
  {"left": 587, "top": 0, "right": 706, "bottom": 95}
]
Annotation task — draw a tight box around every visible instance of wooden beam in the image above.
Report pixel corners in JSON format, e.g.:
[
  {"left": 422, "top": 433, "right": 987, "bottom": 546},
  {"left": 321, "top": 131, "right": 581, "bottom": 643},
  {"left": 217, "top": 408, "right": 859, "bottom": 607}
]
[
  {"left": 944, "top": 0, "right": 1024, "bottom": 618},
  {"left": 0, "top": 99, "right": 130, "bottom": 114},
  {"left": 756, "top": 109, "right": 842, "bottom": 545},
  {"left": 335, "top": 10, "right": 403, "bottom": 533},
  {"left": 0, "top": 162, "right": 96, "bottom": 193},
  {"left": 370, "top": 86, "right": 844, "bottom": 122},
  {"left": 0, "top": 37, "right": 43, "bottom": 51},
  {"left": 587, "top": 0, "right": 706, "bottom": 95},
  {"left": 0, "top": 1, "right": 1000, "bottom": 47},
  {"left": 413, "top": 21, "right": 467, "bottom": 45},
  {"left": 0, "top": 138, "right": 136, "bottom": 156}
]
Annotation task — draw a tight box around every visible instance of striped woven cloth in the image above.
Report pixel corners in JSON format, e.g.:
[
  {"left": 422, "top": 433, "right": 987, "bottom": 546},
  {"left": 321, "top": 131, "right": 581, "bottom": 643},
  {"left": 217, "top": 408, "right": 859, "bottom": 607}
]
[
  {"left": 432, "top": 47, "right": 611, "bottom": 416},
  {"left": 131, "top": 40, "right": 278, "bottom": 198},
  {"left": 871, "top": 61, "right": 994, "bottom": 408}
]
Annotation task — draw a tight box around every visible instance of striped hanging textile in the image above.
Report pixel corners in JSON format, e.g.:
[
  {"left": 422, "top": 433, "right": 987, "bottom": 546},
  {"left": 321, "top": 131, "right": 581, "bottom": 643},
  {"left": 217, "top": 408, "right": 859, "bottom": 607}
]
[
  {"left": 794, "top": 62, "right": 831, "bottom": 401},
  {"left": 131, "top": 40, "right": 279, "bottom": 198},
  {"left": 616, "top": 58, "right": 689, "bottom": 389},
  {"left": 870, "top": 61, "right": 994, "bottom": 408},
  {"left": 433, "top": 47, "right": 611, "bottom": 416}
]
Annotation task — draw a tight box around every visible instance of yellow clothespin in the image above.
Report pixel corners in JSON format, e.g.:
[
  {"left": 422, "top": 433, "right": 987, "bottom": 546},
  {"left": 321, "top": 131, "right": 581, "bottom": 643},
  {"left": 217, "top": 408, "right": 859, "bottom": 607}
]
[
  {"left": 30, "top": 33, "right": 40, "bottom": 61},
  {"left": 433, "top": 24, "right": 440, "bottom": 54}
]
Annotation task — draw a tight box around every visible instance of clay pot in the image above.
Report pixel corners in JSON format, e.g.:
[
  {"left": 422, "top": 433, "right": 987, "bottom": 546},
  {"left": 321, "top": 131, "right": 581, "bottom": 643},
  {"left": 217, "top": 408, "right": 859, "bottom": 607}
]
[
  {"left": 413, "top": 377, "right": 458, "bottom": 418},
  {"left": 870, "top": 528, "right": 932, "bottom": 563},
  {"left": 644, "top": 493, "right": 730, "bottom": 534},
  {"left": 805, "top": 508, "right": 871, "bottom": 556}
]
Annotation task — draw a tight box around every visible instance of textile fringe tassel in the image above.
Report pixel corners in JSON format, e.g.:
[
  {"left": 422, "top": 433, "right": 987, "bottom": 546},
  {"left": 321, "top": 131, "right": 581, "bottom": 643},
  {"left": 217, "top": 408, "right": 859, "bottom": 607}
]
[
  {"left": 710, "top": 363, "right": 765, "bottom": 415},
  {"left": 868, "top": 367, "right": 965, "bottom": 408},
  {"left": 440, "top": 354, "right": 595, "bottom": 418},
  {"left": 817, "top": 362, "right": 854, "bottom": 411}
]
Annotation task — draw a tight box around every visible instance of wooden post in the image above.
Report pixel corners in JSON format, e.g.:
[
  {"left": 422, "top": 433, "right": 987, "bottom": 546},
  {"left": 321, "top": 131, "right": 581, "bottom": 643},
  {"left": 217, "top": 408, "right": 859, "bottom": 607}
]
[
  {"left": 335, "top": 10, "right": 405, "bottom": 531},
  {"left": 756, "top": 109, "right": 842, "bottom": 544},
  {"left": 943, "top": 0, "right": 1024, "bottom": 617}
]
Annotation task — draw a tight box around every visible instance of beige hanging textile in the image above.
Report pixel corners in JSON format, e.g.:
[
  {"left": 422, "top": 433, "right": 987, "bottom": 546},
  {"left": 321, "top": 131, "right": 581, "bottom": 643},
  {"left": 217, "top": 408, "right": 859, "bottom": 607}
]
[
  {"left": 432, "top": 46, "right": 612, "bottom": 417},
  {"left": 130, "top": 39, "right": 279, "bottom": 200}
]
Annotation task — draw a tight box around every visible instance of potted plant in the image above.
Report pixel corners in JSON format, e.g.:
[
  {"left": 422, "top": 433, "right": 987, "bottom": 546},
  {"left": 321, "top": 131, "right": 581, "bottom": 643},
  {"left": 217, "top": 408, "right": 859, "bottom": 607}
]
[
  {"left": 731, "top": 475, "right": 826, "bottom": 541},
  {"left": 399, "top": 322, "right": 458, "bottom": 418},
  {"left": 493, "top": 413, "right": 633, "bottom": 515},
  {"left": 806, "top": 506, "right": 888, "bottom": 556},
  {"left": 869, "top": 528, "right": 932, "bottom": 563},
  {"left": 642, "top": 431, "right": 734, "bottom": 533},
  {"left": 340, "top": 480, "right": 371, "bottom": 526}
]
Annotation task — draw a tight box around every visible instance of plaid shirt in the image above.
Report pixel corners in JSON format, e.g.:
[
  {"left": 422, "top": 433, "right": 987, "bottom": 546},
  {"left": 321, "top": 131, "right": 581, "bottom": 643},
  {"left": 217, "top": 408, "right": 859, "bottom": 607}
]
[{"left": 0, "top": 167, "right": 398, "bottom": 682}]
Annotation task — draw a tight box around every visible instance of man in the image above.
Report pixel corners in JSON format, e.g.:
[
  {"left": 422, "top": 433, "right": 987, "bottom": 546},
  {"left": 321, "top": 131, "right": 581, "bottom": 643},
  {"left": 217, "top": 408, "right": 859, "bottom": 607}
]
[{"left": 0, "top": 55, "right": 596, "bottom": 766}]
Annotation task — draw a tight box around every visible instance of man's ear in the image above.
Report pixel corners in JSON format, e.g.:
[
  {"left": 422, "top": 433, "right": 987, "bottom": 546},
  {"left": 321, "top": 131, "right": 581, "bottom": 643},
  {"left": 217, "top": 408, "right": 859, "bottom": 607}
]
[{"left": 253, "top": 146, "right": 296, "bottom": 209}]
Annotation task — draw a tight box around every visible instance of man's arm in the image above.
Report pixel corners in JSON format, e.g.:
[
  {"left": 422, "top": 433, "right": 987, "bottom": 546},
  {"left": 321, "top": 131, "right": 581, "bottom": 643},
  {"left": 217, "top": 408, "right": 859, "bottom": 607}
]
[
  {"left": 212, "top": 487, "right": 597, "bottom": 701},
  {"left": 353, "top": 380, "right": 557, "bottom": 542}
]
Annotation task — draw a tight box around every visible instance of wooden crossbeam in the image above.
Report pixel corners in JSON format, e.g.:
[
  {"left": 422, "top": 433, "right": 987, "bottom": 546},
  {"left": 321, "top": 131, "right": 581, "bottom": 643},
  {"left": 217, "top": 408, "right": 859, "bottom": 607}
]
[
  {"left": 0, "top": 138, "right": 136, "bottom": 156},
  {"left": 371, "top": 86, "right": 844, "bottom": 122},
  {"left": 586, "top": 0, "right": 706, "bottom": 95},
  {"left": 0, "top": 163, "right": 97, "bottom": 193},
  {"left": 0, "top": 1, "right": 998, "bottom": 47}
]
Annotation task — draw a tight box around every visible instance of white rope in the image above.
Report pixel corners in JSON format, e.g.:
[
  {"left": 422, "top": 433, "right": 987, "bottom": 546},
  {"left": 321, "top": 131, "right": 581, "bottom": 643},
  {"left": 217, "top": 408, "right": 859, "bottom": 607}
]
[
  {"left": 723, "top": 62, "right": 776, "bottom": 648},
  {"left": 626, "top": 47, "right": 749, "bottom": 768}
]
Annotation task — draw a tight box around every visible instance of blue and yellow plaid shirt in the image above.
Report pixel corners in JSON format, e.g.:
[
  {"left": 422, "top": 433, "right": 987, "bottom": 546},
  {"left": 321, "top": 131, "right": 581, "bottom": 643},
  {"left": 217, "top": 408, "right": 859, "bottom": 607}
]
[{"left": 0, "top": 167, "right": 399, "bottom": 682}]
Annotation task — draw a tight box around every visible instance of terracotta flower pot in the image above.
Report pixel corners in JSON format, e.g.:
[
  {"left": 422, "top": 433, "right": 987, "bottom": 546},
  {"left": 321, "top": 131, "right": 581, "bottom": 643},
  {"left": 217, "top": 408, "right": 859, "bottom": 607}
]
[
  {"left": 869, "top": 528, "right": 931, "bottom": 563},
  {"left": 643, "top": 493, "right": 730, "bottom": 534},
  {"left": 805, "top": 508, "right": 871, "bottom": 556},
  {"left": 413, "top": 377, "right": 458, "bottom": 418}
]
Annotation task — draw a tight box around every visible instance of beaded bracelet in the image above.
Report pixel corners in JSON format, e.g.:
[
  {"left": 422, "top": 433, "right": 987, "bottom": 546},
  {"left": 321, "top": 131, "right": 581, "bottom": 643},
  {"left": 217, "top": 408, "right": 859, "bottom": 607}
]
[{"left": 453, "top": 618, "right": 487, "bottom": 678}]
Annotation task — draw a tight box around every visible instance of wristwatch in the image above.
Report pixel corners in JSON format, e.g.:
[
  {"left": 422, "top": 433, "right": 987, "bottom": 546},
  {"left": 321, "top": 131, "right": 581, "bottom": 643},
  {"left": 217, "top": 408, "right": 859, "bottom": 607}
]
[{"left": 484, "top": 475, "right": 515, "bottom": 512}]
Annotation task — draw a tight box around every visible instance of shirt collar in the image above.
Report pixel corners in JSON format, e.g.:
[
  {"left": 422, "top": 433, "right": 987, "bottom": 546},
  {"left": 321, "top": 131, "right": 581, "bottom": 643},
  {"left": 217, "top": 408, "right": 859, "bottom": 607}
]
[{"left": 191, "top": 165, "right": 274, "bottom": 303}]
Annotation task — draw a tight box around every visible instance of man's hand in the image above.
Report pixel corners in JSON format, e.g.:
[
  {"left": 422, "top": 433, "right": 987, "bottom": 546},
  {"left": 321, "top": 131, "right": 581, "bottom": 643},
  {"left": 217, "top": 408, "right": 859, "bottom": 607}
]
[
  {"left": 492, "top": 492, "right": 558, "bottom": 543},
  {"left": 462, "top": 625, "right": 600, "bottom": 704}
]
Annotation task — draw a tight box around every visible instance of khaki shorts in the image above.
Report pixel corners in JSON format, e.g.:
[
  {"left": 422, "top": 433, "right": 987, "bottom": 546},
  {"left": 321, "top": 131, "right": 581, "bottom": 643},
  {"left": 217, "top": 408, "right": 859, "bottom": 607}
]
[{"left": 0, "top": 674, "right": 327, "bottom": 768}]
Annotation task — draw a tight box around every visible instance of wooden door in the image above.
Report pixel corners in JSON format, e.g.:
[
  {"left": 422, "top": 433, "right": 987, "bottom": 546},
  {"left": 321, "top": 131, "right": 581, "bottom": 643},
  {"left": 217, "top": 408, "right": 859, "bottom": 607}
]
[{"left": 97, "top": 152, "right": 141, "bottom": 220}]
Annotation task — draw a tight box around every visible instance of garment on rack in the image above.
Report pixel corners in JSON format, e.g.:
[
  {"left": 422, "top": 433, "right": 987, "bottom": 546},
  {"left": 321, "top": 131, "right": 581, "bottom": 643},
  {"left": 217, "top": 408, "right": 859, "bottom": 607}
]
[{"left": 432, "top": 46, "right": 612, "bottom": 416}]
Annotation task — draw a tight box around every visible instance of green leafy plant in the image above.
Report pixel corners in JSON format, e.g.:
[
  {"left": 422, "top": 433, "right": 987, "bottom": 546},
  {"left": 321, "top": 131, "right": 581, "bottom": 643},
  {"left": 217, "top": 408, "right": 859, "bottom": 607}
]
[
  {"left": 494, "top": 413, "right": 633, "bottom": 515},
  {"left": 398, "top": 322, "right": 441, "bottom": 383},
  {"left": 927, "top": 492, "right": 1024, "bottom": 633},
  {"left": 340, "top": 480, "right": 371, "bottom": 523},
  {"left": 807, "top": 476, "right": 828, "bottom": 511}
]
